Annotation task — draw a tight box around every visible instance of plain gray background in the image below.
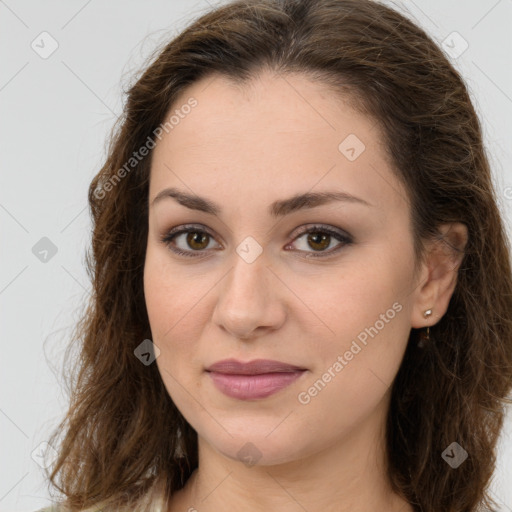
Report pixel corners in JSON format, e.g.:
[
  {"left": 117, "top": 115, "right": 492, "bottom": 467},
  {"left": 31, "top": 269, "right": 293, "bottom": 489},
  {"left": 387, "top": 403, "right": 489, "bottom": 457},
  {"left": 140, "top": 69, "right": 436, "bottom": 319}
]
[{"left": 1, "top": 1, "right": 511, "bottom": 511}]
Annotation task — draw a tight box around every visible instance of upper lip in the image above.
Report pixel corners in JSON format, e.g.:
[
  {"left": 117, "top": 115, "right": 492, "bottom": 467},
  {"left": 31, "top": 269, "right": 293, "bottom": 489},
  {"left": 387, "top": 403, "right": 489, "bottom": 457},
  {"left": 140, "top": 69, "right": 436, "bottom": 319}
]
[{"left": 205, "top": 358, "right": 306, "bottom": 375}]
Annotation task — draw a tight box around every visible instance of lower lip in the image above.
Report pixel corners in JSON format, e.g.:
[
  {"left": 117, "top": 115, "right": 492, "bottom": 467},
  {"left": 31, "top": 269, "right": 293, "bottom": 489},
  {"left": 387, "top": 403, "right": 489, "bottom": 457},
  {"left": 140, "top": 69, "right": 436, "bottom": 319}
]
[{"left": 207, "top": 370, "right": 306, "bottom": 400}]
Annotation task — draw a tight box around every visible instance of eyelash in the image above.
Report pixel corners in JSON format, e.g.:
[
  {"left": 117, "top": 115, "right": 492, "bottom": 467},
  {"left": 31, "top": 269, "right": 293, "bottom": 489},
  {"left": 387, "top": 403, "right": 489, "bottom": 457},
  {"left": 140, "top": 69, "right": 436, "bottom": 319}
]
[{"left": 160, "top": 224, "right": 353, "bottom": 259}]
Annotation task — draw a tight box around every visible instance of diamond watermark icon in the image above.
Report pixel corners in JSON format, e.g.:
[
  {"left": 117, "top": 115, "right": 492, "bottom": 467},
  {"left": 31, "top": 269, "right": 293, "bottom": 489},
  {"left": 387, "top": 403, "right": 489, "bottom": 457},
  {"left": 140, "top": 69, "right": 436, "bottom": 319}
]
[
  {"left": 236, "top": 442, "right": 263, "bottom": 467},
  {"left": 31, "top": 441, "right": 58, "bottom": 469},
  {"left": 31, "top": 31, "right": 59, "bottom": 59},
  {"left": 441, "top": 441, "right": 468, "bottom": 468},
  {"left": 442, "top": 31, "right": 468, "bottom": 59},
  {"left": 32, "top": 237, "right": 58, "bottom": 263},
  {"left": 134, "top": 339, "right": 160, "bottom": 365},
  {"left": 338, "top": 134, "right": 365, "bottom": 161},
  {"left": 236, "top": 236, "right": 263, "bottom": 264}
]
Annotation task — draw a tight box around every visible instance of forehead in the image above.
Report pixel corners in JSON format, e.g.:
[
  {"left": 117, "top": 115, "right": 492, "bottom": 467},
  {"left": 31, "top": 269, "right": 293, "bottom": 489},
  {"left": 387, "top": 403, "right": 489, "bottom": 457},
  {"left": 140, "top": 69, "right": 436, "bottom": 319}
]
[{"left": 149, "top": 70, "right": 408, "bottom": 215}]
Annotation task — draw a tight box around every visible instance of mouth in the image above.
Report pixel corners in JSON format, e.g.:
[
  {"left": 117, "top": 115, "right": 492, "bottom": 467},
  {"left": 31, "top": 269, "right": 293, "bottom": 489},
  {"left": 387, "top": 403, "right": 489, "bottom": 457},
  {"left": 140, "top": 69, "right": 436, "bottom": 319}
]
[{"left": 205, "top": 359, "right": 308, "bottom": 400}]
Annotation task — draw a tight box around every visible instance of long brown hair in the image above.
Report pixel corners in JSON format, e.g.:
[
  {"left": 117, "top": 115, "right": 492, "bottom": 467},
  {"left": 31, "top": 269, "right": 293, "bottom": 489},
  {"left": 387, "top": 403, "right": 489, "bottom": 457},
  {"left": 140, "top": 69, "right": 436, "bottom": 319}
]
[{"left": 45, "top": 1, "right": 512, "bottom": 511}]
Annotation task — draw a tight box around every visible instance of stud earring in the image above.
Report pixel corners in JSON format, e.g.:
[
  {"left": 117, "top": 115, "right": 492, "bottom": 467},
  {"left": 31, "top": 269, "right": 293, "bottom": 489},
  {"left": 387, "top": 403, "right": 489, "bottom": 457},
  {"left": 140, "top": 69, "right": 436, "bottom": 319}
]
[{"left": 418, "top": 308, "right": 433, "bottom": 348}]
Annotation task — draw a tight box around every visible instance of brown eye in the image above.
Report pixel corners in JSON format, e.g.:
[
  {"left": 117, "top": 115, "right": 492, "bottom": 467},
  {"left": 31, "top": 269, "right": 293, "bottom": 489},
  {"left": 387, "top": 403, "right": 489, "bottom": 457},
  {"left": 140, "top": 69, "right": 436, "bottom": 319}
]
[
  {"left": 161, "top": 225, "right": 220, "bottom": 258},
  {"left": 288, "top": 225, "right": 352, "bottom": 258}
]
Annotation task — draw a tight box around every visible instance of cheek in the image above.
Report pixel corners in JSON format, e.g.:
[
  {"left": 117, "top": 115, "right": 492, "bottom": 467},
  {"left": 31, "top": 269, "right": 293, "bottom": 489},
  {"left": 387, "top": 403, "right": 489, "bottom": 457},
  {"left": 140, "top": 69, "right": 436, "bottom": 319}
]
[
  {"left": 297, "top": 252, "right": 412, "bottom": 400},
  {"left": 294, "top": 296, "right": 410, "bottom": 440},
  {"left": 301, "top": 250, "right": 410, "bottom": 343},
  {"left": 143, "top": 248, "right": 210, "bottom": 391},
  {"left": 143, "top": 245, "right": 205, "bottom": 339}
]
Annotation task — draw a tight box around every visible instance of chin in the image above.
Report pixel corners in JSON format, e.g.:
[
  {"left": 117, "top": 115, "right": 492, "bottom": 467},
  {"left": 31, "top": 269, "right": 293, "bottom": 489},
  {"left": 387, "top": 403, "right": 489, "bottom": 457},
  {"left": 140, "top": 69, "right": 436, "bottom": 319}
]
[{"left": 201, "top": 427, "right": 311, "bottom": 467}]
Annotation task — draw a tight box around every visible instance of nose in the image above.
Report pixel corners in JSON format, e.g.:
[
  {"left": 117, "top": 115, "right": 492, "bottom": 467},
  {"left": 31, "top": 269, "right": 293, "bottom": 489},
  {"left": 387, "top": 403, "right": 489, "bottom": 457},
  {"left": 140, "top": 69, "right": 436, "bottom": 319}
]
[{"left": 211, "top": 251, "right": 287, "bottom": 341}]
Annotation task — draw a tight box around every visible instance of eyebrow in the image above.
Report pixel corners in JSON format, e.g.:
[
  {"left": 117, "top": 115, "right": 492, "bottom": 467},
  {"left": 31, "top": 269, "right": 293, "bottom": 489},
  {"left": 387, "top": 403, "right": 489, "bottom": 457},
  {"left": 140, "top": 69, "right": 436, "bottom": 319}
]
[{"left": 151, "top": 187, "right": 373, "bottom": 217}]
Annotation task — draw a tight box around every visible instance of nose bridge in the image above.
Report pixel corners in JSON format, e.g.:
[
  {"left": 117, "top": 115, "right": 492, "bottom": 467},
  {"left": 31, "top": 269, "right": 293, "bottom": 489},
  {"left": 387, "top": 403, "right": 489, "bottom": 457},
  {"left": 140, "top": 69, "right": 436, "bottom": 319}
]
[
  {"left": 212, "top": 237, "right": 284, "bottom": 338},
  {"left": 225, "top": 238, "right": 270, "bottom": 306}
]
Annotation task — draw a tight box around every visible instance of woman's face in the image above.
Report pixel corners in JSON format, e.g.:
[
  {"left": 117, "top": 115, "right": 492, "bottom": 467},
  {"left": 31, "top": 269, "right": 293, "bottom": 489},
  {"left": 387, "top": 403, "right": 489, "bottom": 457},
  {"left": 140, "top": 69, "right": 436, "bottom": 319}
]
[{"left": 144, "top": 70, "right": 422, "bottom": 466}]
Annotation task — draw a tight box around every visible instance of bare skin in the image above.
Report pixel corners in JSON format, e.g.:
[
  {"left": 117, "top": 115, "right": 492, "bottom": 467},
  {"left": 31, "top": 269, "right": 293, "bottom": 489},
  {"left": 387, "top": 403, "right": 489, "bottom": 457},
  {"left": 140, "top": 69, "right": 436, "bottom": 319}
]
[{"left": 143, "top": 69, "right": 467, "bottom": 512}]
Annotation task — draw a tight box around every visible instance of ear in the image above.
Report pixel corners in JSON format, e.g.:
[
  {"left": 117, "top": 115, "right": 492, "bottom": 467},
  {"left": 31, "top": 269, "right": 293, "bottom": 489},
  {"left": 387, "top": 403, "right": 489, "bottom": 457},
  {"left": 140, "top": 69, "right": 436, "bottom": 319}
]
[{"left": 410, "top": 222, "right": 468, "bottom": 329}]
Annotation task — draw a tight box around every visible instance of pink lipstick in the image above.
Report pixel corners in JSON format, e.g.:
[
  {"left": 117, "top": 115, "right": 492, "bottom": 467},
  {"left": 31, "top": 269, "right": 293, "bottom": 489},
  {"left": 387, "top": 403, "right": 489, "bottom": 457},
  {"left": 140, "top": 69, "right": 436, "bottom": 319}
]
[{"left": 205, "top": 358, "right": 307, "bottom": 400}]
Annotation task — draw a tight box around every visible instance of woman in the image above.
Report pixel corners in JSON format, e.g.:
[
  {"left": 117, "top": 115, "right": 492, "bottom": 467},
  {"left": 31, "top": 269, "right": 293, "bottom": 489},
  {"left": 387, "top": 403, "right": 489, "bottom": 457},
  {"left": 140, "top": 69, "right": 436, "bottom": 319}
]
[{"left": 36, "top": 0, "right": 512, "bottom": 511}]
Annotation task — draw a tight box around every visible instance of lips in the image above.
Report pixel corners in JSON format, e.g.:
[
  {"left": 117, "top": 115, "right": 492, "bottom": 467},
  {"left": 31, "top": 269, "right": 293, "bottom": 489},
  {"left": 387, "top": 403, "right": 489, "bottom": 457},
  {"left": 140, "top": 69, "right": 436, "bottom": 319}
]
[
  {"left": 205, "top": 359, "right": 307, "bottom": 400},
  {"left": 205, "top": 358, "right": 306, "bottom": 375}
]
